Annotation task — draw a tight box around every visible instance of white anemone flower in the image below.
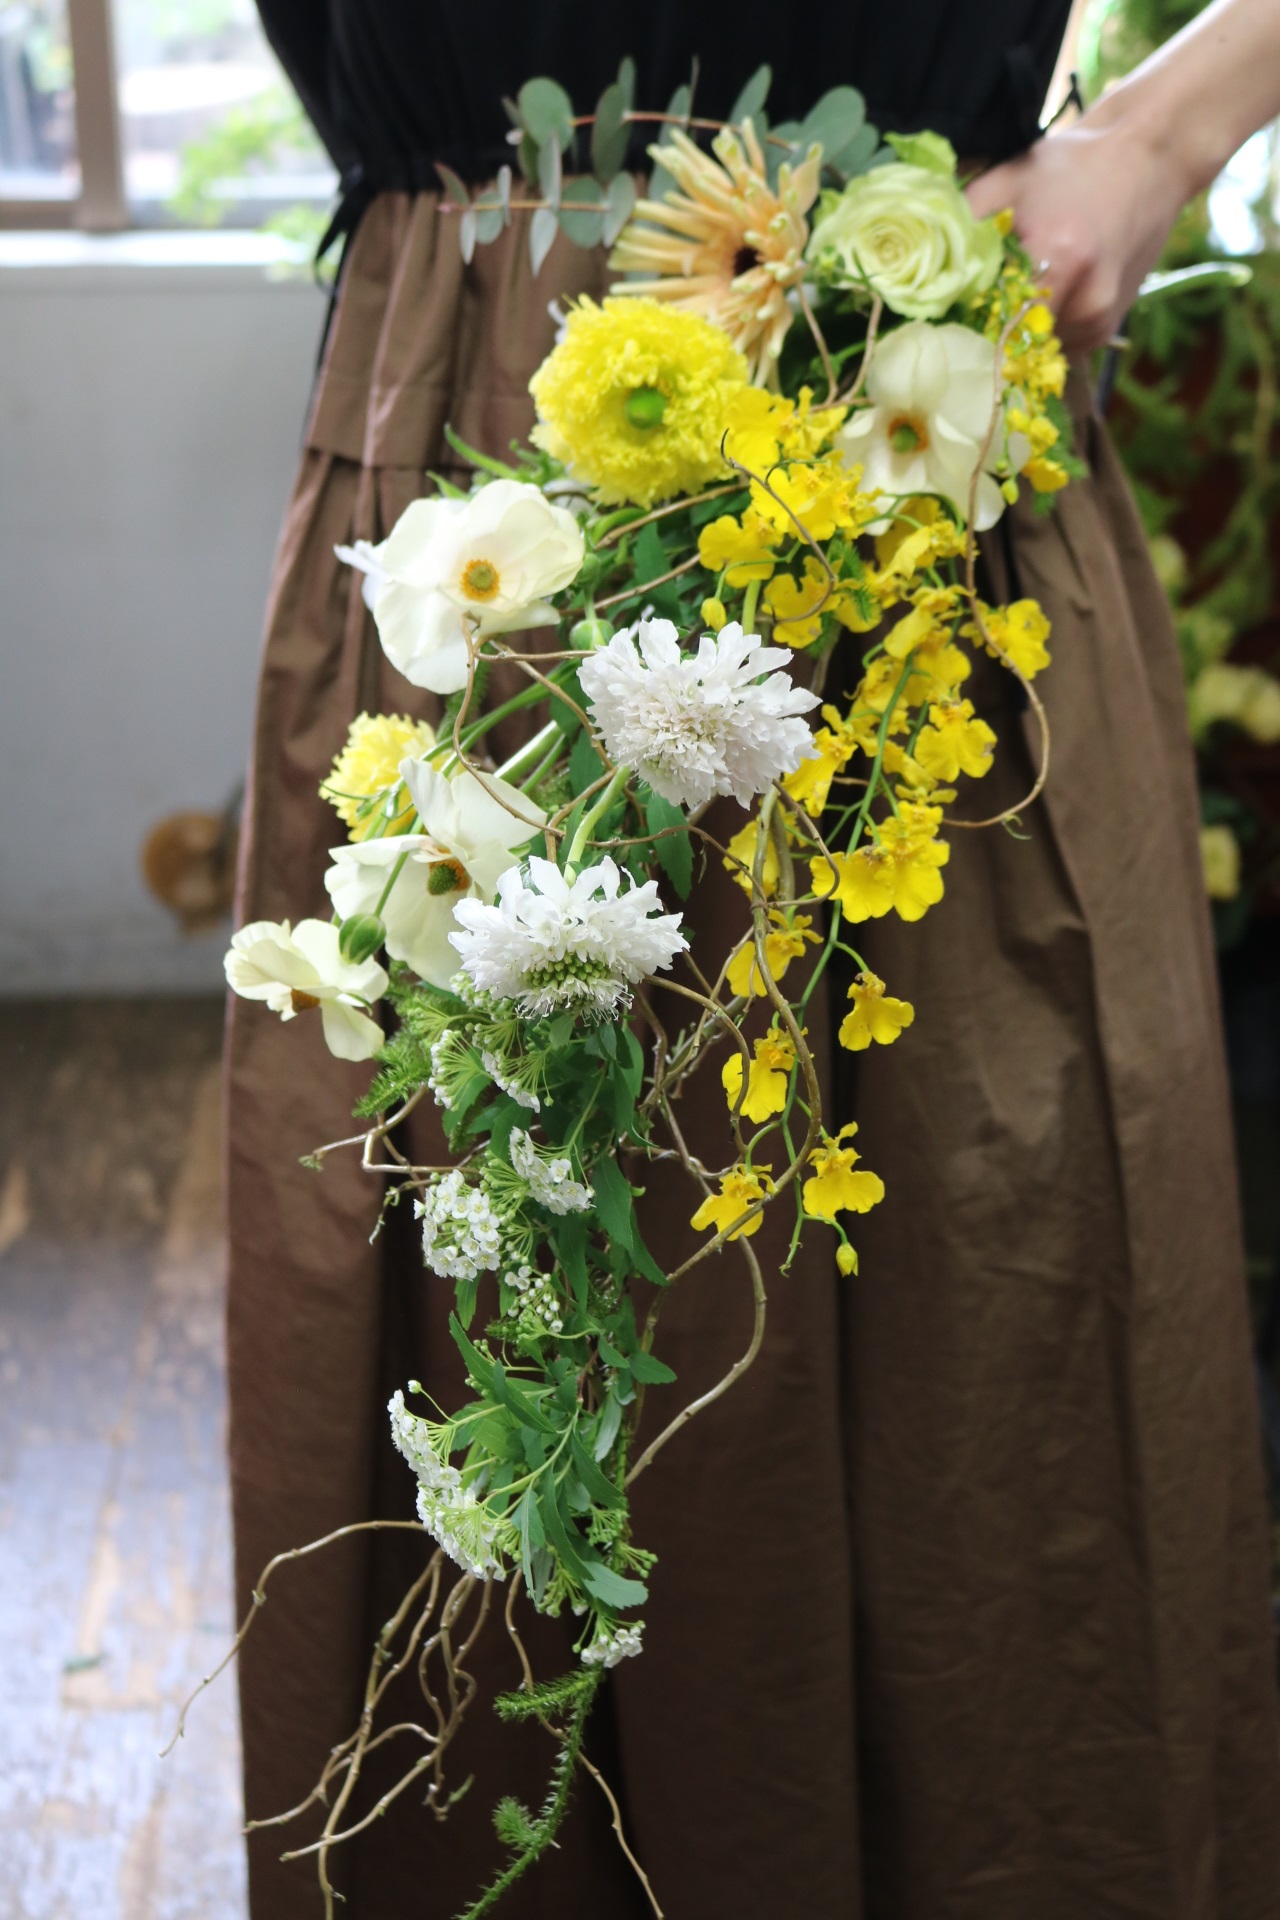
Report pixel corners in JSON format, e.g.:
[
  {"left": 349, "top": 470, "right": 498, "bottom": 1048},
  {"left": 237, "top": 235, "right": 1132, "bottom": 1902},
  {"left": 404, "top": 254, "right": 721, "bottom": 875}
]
[
  {"left": 450, "top": 855, "right": 687, "bottom": 1018},
  {"left": 223, "top": 919, "right": 387, "bottom": 1060},
  {"left": 577, "top": 618, "right": 819, "bottom": 811},
  {"left": 324, "top": 760, "right": 546, "bottom": 989},
  {"left": 835, "top": 320, "right": 1013, "bottom": 532},
  {"left": 336, "top": 478, "right": 584, "bottom": 694}
]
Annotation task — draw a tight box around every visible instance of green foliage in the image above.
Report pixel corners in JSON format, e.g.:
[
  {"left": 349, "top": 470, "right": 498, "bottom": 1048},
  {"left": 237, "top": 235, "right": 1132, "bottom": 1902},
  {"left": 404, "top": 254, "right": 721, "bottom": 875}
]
[{"left": 168, "top": 84, "right": 326, "bottom": 227}]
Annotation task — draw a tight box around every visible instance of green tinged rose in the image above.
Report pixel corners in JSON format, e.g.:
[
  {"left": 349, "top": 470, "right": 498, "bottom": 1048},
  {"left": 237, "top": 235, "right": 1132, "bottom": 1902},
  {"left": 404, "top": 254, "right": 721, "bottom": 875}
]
[{"left": 806, "top": 160, "right": 1002, "bottom": 321}]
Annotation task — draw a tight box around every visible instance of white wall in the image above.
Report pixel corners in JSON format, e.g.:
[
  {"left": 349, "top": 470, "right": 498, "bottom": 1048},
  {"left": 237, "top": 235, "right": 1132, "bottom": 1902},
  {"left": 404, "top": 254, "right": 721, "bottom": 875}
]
[{"left": 0, "top": 232, "right": 324, "bottom": 993}]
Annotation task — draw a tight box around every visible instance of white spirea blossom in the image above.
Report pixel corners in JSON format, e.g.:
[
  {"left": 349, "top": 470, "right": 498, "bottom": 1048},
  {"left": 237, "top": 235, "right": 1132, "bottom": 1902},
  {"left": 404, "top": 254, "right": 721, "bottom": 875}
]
[
  {"left": 509, "top": 1127, "right": 591, "bottom": 1215},
  {"left": 577, "top": 618, "right": 819, "bottom": 811},
  {"left": 503, "top": 1262, "right": 565, "bottom": 1338},
  {"left": 416, "top": 1169, "right": 504, "bottom": 1281},
  {"left": 388, "top": 1389, "right": 505, "bottom": 1581},
  {"left": 335, "top": 479, "right": 584, "bottom": 694},
  {"left": 223, "top": 919, "right": 387, "bottom": 1061},
  {"left": 581, "top": 1621, "right": 644, "bottom": 1667},
  {"left": 450, "top": 855, "right": 687, "bottom": 1019},
  {"left": 480, "top": 1047, "right": 540, "bottom": 1111}
]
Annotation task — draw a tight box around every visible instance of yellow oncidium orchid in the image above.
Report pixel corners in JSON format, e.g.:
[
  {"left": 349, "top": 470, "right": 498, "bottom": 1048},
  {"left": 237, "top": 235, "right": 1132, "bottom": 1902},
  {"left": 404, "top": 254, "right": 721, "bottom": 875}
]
[
  {"left": 726, "top": 910, "right": 821, "bottom": 996},
  {"left": 697, "top": 510, "right": 779, "bottom": 586},
  {"left": 801, "top": 1122, "right": 885, "bottom": 1223},
  {"left": 914, "top": 698, "right": 997, "bottom": 783},
  {"left": 690, "top": 1163, "right": 775, "bottom": 1241},
  {"left": 811, "top": 806, "right": 950, "bottom": 925},
  {"left": 723, "top": 815, "right": 780, "bottom": 898},
  {"left": 764, "top": 558, "right": 831, "bottom": 649},
  {"left": 722, "top": 1026, "right": 797, "bottom": 1122},
  {"left": 969, "top": 597, "right": 1052, "bottom": 679},
  {"left": 838, "top": 971, "right": 915, "bottom": 1052},
  {"left": 783, "top": 705, "right": 863, "bottom": 815}
]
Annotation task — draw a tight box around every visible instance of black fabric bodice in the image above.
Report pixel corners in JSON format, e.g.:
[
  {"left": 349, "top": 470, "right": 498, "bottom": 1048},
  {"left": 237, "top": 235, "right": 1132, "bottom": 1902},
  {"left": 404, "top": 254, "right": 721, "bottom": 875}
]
[{"left": 258, "top": 1, "right": 1073, "bottom": 193}]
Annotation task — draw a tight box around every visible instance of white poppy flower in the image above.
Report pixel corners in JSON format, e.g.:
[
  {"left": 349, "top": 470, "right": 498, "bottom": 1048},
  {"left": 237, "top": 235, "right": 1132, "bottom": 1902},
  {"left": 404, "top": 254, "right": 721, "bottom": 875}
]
[
  {"left": 578, "top": 616, "right": 819, "bottom": 811},
  {"left": 335, "top": 479, "right": 584, "bottom": 694},
  {"left": 224, "top": 918, "right": 387, "bottom": 1060},
  {"left": 835, "top": 320, "right": 1013, "bottom": 532},
  {"left": 324, "top": 761, "right": 547, "bottom": 988},
  {"left": 449, "top": 854, "right": 687, "bottom": 1019}
]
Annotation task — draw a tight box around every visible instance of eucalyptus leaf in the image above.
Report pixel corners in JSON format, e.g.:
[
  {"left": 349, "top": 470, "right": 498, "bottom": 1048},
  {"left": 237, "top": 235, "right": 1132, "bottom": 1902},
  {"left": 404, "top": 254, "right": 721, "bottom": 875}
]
[
  {"left": 529, "top": 204, "right": 560, "bottom": 275},
  {"left": 730, "top": 64, "right": 772, "bottom": 130},
  {"left": 603, "top": 172, "right": 636, "bottom": 247},
  {"left": 518, "top": 131, "right": 539, "bottom": 185},
  {"left": 665, "top": 82, "right": 692, "bottom": 128},
  {"left": 458, "top": 207, "right": 478, "bottom": 263},
  {"left": 592, "top": 80, "right": 630, "bottom": 182},
  {"left": 434, "top": 162, "right": 470, "bottom": 208},
  {"left": 537, "top": 136, "right": 562, "bottom": 210},
  {"left": 473, "top": 206, "right": 504, "bottom": 246},
  {"left": 518, "top": 76, "right": 575, "bottom": 151},
  {"left": 496, "top": 163, "right": 513, "bottom": 223},
  {"left": 616, "top": 55, "right": 636, "bottom": 110},
  {"left": 826, "top": 122, "right": 882, "bottom": 179},
  {"left": 799, "top": 86, "right": 866, "bottom": 165},
  {"left": 558, "top": 177, "right": 604, "bottom": 248}
]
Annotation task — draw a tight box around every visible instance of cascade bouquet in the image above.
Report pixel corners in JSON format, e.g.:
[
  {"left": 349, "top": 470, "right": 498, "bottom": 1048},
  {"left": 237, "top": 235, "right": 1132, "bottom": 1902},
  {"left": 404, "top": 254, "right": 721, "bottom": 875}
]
[{"left": 218, "top": 61, "right": 1073, "bottom": 1919}]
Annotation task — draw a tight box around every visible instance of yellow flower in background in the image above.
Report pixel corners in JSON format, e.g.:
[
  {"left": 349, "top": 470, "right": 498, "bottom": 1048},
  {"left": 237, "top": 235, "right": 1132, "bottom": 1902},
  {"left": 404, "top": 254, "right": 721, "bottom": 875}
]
[
  {"left": 838, "top": 971, "right": 915, "bottom": 1051},
  {"left": 722, "top": 1026, "right": 797, "bottom": 1121},
  {"left": 321, "top": 711, "right": 437, "bottom": 839},
  {"left": 801, "top": 1123, "right": 885, "bottom": 1223},
  {"left": 882, "top": 588, "right": 961, "bottom": 660},
  {"left": 726, "top": 911, "right": 821, "bottom": 996},
  {"left": 723, "top": 815, "right": 780, "bottom": 896},
  {"left": 1200, "top": 823, "right": 1242, "bottom": 901},
  {"left": 529, "top": 296, "right": 747, "bottom": 507},
  {"left": 976, "top": 598, "right": 1052, "bottom": 679},
  {"left": 783, "top": 705, "right": 863, "bottom": 814},
  {"left": 750, "top": 456, "right": 874, "bottom": 544},
  {"left": 1189, "top": 661, "right": 1280, "bottom": 744},
  {"left": 698, "top": 510, "right": 779, "bottom": 585},
  {"left": 765, "top": 562, "right": 830, "bottom": 648},
  {"left": 1024, "top": 455, "right": 1069, "bottom": 494},
  {"left": 914, "top": 698, "right": 996, "bottom": 783},
  {"left": 610, "top": 122, "right": 822, "bottom": 383},
  {"left": 691, "top": 1163, "right": 775, "bottom": 1240},
  {"left": 813, "top": 806, "right": 949, "bottom": 924},
  {"left": 873, "top": 499, "right": 967, "bottom": 580}
]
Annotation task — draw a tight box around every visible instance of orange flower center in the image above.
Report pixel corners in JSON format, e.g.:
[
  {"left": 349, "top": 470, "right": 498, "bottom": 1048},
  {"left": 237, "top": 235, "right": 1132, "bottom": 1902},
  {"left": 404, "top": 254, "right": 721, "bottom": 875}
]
[
  {"left": 290, "top": 988, "right": 321, "bottom": 1012},
  {"left": 427, "top": 857, "right": 472, "bottom": 896},
  {"left": 887, "top": 413, "right": 929, "bottom": 455},
  {"left": 460, "top": 557, "right": 500, "bottom": 601}
]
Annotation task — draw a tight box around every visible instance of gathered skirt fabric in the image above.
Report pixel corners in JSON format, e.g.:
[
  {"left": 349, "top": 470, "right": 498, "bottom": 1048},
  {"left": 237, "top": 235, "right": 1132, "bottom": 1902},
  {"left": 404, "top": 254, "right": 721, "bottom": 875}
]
[{"left": 225, "top": 192, "right": 1280, "bottom": 1920}]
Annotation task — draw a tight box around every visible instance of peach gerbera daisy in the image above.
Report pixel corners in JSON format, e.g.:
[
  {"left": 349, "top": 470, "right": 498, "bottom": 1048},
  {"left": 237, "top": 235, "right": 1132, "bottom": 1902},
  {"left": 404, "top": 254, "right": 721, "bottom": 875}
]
[{"left": 609, "top": 120, "right": 821, "bottom": 384}]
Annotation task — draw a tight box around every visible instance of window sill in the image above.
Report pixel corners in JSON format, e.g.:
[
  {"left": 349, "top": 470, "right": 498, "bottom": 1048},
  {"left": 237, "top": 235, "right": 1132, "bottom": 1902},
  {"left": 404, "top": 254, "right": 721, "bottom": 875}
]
[{"left": 0, "top": 229, "right": 323, "bottom": 292}]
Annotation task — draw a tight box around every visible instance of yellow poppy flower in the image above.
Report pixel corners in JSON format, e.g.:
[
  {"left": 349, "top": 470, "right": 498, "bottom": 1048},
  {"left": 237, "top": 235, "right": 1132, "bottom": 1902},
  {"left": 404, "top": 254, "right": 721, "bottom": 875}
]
[
  {"left": 726, "top": 911, "right": 821, "bottom": 996},
  {"left": 914, "top": 698, "right": 996, "bottom": 783},
  {"left": 802, "top": 1123, "right": 885, "bottom": 1223},
  {"left": 690, "top": 1164, "right": 774, "bottom": 1240},
  {"left": 722, "top": 1027, "right": 797, "bottom": 1121},
  {"left": 838, "top": 971, "right": 915, "bottom": 1052}
]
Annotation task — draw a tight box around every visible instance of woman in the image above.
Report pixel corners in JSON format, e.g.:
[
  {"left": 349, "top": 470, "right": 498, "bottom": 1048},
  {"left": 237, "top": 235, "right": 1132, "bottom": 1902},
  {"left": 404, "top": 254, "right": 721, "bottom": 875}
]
[{"left": 226, "top": 3, "right": 1280, "bottom": 1914}]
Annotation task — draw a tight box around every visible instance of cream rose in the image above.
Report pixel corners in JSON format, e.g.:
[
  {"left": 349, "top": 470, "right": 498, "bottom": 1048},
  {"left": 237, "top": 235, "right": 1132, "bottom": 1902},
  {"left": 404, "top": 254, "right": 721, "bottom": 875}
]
[{"left": 807, "top": 163, "right": 1002, "bottom": 320}]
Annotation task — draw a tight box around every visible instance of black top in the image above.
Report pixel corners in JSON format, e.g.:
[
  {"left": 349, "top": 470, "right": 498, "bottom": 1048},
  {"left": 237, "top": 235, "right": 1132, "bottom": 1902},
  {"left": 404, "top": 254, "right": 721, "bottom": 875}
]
[{"left": 259, "top": 1, "right": 1072, "bottom": 193}]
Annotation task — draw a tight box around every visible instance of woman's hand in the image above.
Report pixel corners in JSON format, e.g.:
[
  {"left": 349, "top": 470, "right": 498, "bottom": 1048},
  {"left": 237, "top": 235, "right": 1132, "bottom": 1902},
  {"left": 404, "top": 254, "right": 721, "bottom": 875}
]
[
  {"left": 966, "top": 0, "right": 1280, "bottom": 354},
  {"left": 965, "top": 123, "right": 1191, "bottom": 353}
]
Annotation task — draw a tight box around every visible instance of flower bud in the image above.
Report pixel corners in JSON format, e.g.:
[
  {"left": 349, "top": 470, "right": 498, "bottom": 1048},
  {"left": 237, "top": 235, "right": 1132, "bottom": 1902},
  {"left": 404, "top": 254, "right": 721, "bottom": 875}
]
[
  {"left": 338, "top": 913, "right": 386, "bottom": 963},
  {"left": 700, "top": 596, "right": 728, "bottom": 632},
  {"left": 569, "top": 615, "right": 612, "bottom": 651},
  {"left": 836, "top": 1243, "right": 858, "bottom": 1277}
]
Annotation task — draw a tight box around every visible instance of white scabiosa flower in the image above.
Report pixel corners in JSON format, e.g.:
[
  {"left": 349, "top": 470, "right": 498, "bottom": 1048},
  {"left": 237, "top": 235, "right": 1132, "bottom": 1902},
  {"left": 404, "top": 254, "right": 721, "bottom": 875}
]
[
  {"left": 509, "top": 1127, "right": 592, "bottom": 1215},
  {"left": 835, "top": 320, "right": 1013, "bottom": 532},
  {"left": 449, "top": 856, "right": 687, "bottom": 1019},
  {"left": 577, "top": 618, "right": 819, "bottom": 811},
  {"left": 581, "top": 1620, "right": 644, "bottom": 1667},
  {"left": 325, "top": 761, "right": 545, "bottom": 989},
  {"left": 223, "top": 919, "right": 387, "bottom": 1061},
  {"left": 336, "top": 479, "right": 584, "bottom": 694},
  {"left": 415, "top": 1169, "right": 505, "bottom": 1281}
]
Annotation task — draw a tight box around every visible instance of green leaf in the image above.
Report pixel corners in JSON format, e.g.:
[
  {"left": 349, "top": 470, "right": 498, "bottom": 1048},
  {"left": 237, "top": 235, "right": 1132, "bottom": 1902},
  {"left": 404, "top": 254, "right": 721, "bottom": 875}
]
[
  {"left": 665, "top": 82, "right": 692, "bottom": 126},
  {"left": 602, "top": 172, "right": 636, "bottom": 247},
  {"left": 490, "top": 1362, "right": 556, "bottom": 1433},
  {"left": 569, "top": 727, "right": 601, "bottom": 797},
  {"left": 629, "top": 1227, "right": 669, "bottom": 1289},
  {"left": 558, "top": 178, "right": 604, "bottom": 248},
  {"left": 449, "top": 1313, "right": 494, "bottom": 1392},
  {"left": 826, "top": 122, "right": 881, "bottom": 180},
  {"left": 630, "top": 1349, "right": 677, "bottom": 1385},
  {"left": 884, "top": 129, "right": 954, "bottom": 175},
  {"left": 597, "top": 1336, "right": 626, "bottom": 1368},
  {"left": 594, "top": 1022, "right": 618, "bottom": 1060},
  {"left": 729, "top": 65, "right": 772, "bottom": 130},
  {"left": 620, "top": 1026, "right": 645, "bottom": 1096},
  {"left": 579, "top": 1560, "right": 648, "bottom": 1608},
  {"left": 645, "top": 789, "right": 692, "bottom": 898},
  {"left": 633, "top": 521, "right": 668, "bottom": 588},
  {"left": 456, "top": 1275, "right": 478, "bottom": 1330},
  {"left": 616, "top": 56, "right": 636, "bottom": 110},
  {"left": 434, "top": 162, "right": 471, "bottom": 207},
  {"left": 799, "top": 87, "right": 866, "bottom": 166},
  {"left": 591, "top": 1157, "right": 635, "bottom": 1251},
  {"left": 570, "top": 1433, "right": 625, "bottom": 1509},
  {"left": 591, "top": 1390, "right": 623, "bottom": 1462},
  {"left": 539, "top": 1478, "right": 590, "bottom": 1577},
  {"left": 592, "top": 81, "right": 630, "bottom": 182},
  {"left": 554, "top": 1216, "right": 589, "bottom": 1309},
  {"left": 529, "top": 204, "right": 559, "bottom": 275},
  {"left": 518, "top": 77, "right": 574, "bottom": 151},
  {"left": 537, "top": 135, "right": 562, "bottom": 209}
]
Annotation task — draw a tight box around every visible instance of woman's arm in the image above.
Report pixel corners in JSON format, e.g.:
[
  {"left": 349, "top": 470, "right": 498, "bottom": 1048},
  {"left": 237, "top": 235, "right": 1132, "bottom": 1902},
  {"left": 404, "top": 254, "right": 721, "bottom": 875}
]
[{"left": 966, "top": 0, "right": 1280, "bottom": 351}]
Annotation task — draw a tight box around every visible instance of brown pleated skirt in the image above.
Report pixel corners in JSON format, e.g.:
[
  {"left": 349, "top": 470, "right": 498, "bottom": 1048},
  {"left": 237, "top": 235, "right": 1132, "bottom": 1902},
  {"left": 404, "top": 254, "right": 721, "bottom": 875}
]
[{"left": 225, "top": 193, "right": 1280, "bottom": 1920}]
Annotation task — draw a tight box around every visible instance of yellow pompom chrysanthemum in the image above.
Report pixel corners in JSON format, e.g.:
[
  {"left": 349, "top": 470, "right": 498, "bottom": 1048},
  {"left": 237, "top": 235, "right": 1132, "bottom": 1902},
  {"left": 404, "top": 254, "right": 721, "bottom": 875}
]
[
  {"left": 320, "top": 710, "right": 436, "bottom": 840},
  {"left": 529, "top": 296, "right": 748, "bottom": 508}
]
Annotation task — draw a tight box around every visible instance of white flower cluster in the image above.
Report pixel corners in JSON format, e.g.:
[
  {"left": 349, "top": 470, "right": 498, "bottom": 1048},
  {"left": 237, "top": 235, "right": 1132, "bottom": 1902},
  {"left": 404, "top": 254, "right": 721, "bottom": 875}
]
[
  {"left": 387, "top": 1390, "right": 505, "bottom": 1581},
  {"left": 581, "top": 1620, "right": 644, "bottom": 1667},
  {"left": 577, "top": 617, "right": 819, "bottom": 810},
  {"left": 416, "top": 1169, "right": 504, "bottom": 1281},
  {"left": 450, "top": 856, "right": 686, "bottom": 1020},
  {"left": 428, "top": 1029, "right": 460, "bottom": 1108},
  {"left": 503, "top": 1261, "right": 565, "bottom": 1339},
  {"left": 510, "top": 1127, "right": 591, "bottom": 1215},
  {"left": 480, "top": 1046, "right": 540, "bottom": 1111}
]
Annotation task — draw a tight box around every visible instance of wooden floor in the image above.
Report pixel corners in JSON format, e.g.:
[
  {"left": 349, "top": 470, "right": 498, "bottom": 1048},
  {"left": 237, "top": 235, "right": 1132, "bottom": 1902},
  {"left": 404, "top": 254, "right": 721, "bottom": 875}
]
[{"left": 0, "top": 1000, "right": 248, "bottom": 1919}]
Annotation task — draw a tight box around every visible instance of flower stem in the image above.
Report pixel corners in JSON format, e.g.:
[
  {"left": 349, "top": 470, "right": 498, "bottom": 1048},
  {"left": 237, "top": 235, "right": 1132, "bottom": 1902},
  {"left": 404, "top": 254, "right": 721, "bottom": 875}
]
[
  {"left": 741, "top": 577, "right": 763, "bottom": 634},
  {"left": 496, "top": 719, "right": 564, "bottom": 785},
  {"left": 565, "top": 765, "right": 630, "bottom": 875}
]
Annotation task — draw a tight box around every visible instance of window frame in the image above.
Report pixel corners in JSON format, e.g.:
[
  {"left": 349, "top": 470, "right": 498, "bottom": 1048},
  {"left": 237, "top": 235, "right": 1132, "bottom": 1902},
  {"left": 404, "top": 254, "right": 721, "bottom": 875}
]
[{"left": 0, "top": 0, "right": 126, "bottom": 230}]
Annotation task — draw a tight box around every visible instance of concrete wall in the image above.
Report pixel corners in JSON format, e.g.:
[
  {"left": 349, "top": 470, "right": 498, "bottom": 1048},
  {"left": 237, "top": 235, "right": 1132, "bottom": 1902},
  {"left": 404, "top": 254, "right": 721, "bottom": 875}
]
[{"left": 0, "top": 232, "right": 325, "bottom": 993}]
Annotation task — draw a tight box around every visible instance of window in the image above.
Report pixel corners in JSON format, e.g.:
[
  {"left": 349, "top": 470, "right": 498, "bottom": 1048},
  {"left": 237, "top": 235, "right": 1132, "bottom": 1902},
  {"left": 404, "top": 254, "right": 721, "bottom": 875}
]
[{"left": 0, "top": 0, "right": 334, "bottom": 231}]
